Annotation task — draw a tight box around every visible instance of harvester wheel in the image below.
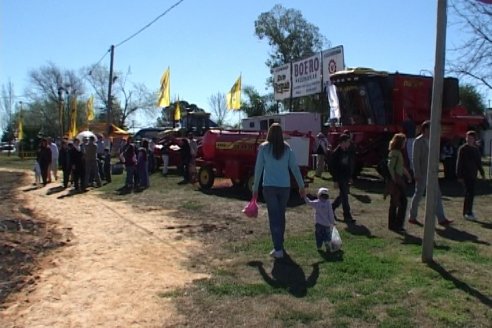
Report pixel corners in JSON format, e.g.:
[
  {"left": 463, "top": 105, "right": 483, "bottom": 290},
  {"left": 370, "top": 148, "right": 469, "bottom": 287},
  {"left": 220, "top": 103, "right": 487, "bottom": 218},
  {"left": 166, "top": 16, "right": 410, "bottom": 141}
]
[{"left": 198, "top": 166, "right": 215, "bottom": 189}]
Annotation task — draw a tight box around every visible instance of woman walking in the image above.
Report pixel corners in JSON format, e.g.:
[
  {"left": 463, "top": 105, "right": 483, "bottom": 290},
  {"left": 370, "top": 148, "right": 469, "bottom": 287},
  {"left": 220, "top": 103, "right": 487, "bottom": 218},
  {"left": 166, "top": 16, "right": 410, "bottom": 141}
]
[
  {"left": 252, "top": 123, "right": 306, "bottom": 259},
  {"left": 387, "top": 133, "right": 412, "bottom": 232}
]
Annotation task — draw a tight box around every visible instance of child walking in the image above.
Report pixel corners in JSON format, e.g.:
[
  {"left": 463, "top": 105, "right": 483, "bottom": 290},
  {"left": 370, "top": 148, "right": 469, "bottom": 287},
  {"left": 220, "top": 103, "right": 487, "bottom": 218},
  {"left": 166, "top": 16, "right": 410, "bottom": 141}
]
[{"left": 305, "top": 187, "right": 336, "bottom": 252}]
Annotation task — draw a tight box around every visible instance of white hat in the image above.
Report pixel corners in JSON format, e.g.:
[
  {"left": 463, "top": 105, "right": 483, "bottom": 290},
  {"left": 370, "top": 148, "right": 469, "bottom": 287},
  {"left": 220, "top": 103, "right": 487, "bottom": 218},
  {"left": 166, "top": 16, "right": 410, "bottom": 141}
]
[{"left": 317, "top": 187, "right": 329, "bottom": 197}]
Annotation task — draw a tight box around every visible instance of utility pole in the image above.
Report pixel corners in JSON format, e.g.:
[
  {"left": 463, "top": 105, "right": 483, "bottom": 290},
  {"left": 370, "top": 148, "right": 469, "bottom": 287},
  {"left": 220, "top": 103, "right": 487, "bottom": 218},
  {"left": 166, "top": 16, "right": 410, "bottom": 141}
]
[
  {"left": 107, "top": 45, "right": 115, "bottom": 134},
  {"left": 422, "top": 0, "right": 447, "bottom": 263}
]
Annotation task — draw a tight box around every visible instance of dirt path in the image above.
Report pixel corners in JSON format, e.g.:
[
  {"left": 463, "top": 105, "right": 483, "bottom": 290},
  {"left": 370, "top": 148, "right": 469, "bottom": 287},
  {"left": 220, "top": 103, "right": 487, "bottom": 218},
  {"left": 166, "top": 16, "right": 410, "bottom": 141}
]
[{"left": 1, "top": 172, "right": 207, "bottom": 328}]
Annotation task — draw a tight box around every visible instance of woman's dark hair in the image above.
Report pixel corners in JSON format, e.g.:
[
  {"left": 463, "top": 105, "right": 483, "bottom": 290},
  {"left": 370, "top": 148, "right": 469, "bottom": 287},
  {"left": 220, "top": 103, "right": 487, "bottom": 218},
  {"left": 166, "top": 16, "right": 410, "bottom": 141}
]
[{"left": 266, "top": 123, "right": 286, "bottom": 160}]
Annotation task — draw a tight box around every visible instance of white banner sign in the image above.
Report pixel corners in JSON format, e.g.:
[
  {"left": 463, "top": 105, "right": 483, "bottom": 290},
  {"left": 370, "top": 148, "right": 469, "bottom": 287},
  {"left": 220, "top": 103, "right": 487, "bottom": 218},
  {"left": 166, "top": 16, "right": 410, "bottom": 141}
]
[
  {"left": 322, "top": 46, "right": 345, "bottom": 119},
  {"left": 292, "top": 53, "right": 322, "bottom": 98},
  {"left": 273, "top": 63, "right": 291, "bottom": 101},
  {"left": 322, "top": 45, "right": 345, "bottom": 85}
]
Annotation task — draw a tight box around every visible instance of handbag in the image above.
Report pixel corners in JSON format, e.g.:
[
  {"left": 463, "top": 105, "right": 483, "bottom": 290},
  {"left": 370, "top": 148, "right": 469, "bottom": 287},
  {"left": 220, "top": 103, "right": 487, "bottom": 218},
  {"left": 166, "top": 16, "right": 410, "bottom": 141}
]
[
  {"left": 242, "top": 196, "right": 258, "bottom": 218},
  {"left": 329, "top": 226, "right": 342, "bottom": 252}
]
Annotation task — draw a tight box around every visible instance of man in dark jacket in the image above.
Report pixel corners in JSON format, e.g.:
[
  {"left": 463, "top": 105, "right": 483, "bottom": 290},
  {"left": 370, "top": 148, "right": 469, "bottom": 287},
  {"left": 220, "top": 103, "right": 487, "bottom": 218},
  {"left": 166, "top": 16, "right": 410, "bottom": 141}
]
[
  {"left": 330, "top": 134, "right": 355, "bottom": 223},
  {"left": 37, "top": 138, "right": 52, "bottom": 186},
  {"left": 456, "top": 130, "right": 485, "bottom": 220},
  {"left": 58, "top": 140, "right": 71, "bottom": 188},
  {"left": 69, "top": 138, "right": 85, "bottom": 191}
]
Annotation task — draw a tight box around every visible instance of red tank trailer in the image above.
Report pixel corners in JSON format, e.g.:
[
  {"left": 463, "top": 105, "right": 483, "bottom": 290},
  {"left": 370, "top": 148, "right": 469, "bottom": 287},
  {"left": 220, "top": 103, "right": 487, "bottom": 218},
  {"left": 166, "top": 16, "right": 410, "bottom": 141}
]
[{"left": 196, "top": 129, "right": 314, "bottom": 191}]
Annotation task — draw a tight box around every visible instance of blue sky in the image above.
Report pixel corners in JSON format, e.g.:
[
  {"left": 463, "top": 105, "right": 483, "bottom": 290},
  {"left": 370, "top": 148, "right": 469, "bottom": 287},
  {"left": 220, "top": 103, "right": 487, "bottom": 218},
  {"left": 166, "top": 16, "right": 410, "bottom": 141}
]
[{"left": 0, "top": 0, "right": 484, "bottom": 129}]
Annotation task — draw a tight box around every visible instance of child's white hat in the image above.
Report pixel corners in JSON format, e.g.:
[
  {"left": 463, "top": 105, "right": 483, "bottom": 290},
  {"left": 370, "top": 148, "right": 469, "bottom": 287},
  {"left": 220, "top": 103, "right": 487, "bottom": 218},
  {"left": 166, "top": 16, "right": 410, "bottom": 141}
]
[{"left": 317, "top": 187, "right": 329, "bottom": 197}]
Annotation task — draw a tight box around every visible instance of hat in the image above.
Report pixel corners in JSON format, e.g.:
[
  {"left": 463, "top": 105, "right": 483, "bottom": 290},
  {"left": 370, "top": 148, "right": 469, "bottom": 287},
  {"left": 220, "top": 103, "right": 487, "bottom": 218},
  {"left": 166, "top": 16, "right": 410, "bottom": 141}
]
[
  {"left": 317, "top": 187, "right": 329, "bottom": 197},
  {"left": 317, "top": 132, "right": 325, "bottom": 138}
]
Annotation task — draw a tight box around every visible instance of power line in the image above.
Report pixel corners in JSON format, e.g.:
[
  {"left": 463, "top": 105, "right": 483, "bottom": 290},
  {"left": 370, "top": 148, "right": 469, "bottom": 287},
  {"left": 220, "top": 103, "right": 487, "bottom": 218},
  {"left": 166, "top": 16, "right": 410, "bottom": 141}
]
[{"left": 114, "top": 0, "right": 185, "bottom": 48}]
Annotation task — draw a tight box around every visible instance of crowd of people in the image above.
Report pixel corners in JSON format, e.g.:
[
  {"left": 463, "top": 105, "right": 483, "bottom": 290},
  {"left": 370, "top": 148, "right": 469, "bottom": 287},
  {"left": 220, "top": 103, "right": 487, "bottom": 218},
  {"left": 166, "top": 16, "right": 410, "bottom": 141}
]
[
  {"left": 32, "top": 122, "right": 486, "bottom": 259},
  {"left": 34, "top": 135, "right": 111, "bottom": 192},
  {"left": 118, "top": 132, "right": 198, "bottom": 192},
  {"left": 253, "top": 122, "right": 486, "bottom": 259}
]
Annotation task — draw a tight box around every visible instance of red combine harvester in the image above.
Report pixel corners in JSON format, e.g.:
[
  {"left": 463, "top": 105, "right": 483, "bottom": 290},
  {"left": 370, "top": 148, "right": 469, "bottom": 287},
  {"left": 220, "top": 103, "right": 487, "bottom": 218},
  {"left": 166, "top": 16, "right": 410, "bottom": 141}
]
[
  {"left": 196, "top": 129, "right": 314, "bottom": 191},
  {"left": 328, "top": 68, "right": 487, "bottom": 177}
]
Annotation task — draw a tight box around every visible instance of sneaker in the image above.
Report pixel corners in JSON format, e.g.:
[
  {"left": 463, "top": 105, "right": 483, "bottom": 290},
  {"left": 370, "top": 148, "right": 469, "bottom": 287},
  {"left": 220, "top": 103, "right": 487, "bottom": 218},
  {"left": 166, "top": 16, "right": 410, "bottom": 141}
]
[
  {"left": 438, "top": 219, "right": 453, "bottom": 226},
  {"left": 408, "top": 218, "right": 420, "bottom": 225},
  {"left": 463, "top": 214, "right": 476, "bottom": 221},
  {"left": 269, "top": 249, "right": 284, "bottom": 259}
]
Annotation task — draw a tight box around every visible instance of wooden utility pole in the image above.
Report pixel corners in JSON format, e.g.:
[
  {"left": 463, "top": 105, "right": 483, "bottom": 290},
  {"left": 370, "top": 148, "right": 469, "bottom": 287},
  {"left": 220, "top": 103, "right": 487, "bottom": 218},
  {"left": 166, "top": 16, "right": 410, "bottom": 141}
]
[
  {"left": 107, "top": 45, "right": 115, "bottom": 134},
  {"left": 422, "top": 0, "right": 447, "bottom": 262}
]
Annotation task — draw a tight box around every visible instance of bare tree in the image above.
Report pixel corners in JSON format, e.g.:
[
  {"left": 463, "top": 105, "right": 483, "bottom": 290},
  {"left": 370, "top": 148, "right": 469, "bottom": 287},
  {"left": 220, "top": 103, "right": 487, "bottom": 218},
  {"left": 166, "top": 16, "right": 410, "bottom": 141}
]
[
  {"left": 449, "top": 0, "right": 492, "bottom": 92},
  {"left": 0, "top": 81, "right": 15, "bottom": 141},
  {"left": 84, "top": 64, "right": 155, "bottom": 128},
  {"left": 27, "top": 62, "right": 85, "bottom": 137},
  {"left": 208, "top": 92, "right": 228, "bottom": 126}
]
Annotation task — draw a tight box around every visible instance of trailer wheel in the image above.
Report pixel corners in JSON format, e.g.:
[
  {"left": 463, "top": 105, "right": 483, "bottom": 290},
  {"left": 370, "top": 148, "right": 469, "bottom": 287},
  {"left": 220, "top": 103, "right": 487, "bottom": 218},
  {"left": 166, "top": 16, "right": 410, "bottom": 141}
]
[{"left": 198, "top": 166, "right": 215, "bottom": 189}]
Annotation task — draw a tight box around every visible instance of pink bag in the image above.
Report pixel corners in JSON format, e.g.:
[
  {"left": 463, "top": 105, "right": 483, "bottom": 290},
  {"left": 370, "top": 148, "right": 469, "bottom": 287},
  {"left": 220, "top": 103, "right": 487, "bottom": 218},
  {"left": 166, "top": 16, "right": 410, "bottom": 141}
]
[{"left": 242, "top": 196, "right": 258, "bottom": 218}]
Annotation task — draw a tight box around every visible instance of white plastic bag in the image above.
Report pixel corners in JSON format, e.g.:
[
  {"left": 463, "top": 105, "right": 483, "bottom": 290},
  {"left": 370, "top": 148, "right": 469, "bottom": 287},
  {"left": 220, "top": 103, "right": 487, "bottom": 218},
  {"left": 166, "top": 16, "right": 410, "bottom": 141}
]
[{"left": 329, "top": 226, "right": 342, "bottom": 252}]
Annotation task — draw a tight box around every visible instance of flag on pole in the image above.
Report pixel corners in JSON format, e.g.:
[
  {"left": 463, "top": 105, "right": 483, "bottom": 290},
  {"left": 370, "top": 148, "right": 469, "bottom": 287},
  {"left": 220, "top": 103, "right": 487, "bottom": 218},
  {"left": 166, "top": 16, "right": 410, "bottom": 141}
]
[
  {"left": 69, "top": 96, "right": 78, "bottom": 138},
  {"left": 174, "top": 100, "right": 181, "bottom": 121},
  {"left": 157, "top": 67, "right": 170, "bottom": 107},
  {"left": 226, "top": 75, "right": 241, "bottom": 110},
  {"left": 86, "top": 95, "right": 95, "bottom": 121},
  {"left": 17, "top": 111, "right": 23, "bottom": 140}
]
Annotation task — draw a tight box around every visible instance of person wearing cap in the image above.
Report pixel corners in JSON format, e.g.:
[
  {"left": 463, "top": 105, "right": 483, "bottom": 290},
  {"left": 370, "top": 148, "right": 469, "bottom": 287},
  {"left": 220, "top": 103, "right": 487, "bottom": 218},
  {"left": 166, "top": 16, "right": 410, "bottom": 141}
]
[
  {"left": 305, "top": 187, "right": 336, "bottom": 252},
  {"left": 314, "top": 132, "right": 330, "bottom": 177},
  {"left": 330, "top": 134, "right": 355, "bottom": 223}
]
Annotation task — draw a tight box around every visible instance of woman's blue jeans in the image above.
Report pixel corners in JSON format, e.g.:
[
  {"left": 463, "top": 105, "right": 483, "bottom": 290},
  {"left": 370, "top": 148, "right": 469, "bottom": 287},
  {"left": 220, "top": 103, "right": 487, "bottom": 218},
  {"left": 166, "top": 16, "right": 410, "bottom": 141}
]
[{"left": 262, "top": 186, "right": 291, "bottom": 252}]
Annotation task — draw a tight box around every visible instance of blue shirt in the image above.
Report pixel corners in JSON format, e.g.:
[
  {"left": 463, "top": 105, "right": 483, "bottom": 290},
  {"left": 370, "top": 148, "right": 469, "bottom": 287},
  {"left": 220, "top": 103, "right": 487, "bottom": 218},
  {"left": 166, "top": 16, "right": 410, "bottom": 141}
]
[{"left": 252, "top": 142, "right": 304, "bottom": 192}]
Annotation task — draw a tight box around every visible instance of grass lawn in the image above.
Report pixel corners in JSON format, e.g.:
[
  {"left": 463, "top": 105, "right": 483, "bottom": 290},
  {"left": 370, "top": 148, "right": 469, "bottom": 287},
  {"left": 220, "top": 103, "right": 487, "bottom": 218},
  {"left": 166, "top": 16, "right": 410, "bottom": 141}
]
[
  {"left": 2, "top": 153, "right": 491, "bottom": 327},
  {"left": 98, "top": 163, "right": 492, "bottom": 327}
]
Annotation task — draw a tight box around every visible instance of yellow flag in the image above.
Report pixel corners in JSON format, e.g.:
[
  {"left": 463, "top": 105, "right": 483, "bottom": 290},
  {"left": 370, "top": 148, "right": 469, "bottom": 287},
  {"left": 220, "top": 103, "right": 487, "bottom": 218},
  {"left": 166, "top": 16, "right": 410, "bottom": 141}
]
[
  {"left": 69, "top": 96, "right": 78, "bottom": 138},
  {"left": 86, "top": 95, "right": 95, "bottom": 121},
  {"left": 18, "top": 111, "right": 24, "bottom": 140},
  {"left": 174, "top": 100, "right": 181, "bottom": 121},
  {"left": 157, "top": 67, "right": 170, "bottom": 107},
  {"left": 226, "top": 75, "right": 241, "bottom": 110}
]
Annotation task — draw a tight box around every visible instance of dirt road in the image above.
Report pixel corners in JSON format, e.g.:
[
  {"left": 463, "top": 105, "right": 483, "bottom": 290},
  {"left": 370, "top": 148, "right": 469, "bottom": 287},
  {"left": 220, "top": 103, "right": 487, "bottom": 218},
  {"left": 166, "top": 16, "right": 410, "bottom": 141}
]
[{"left": 1, "top": 170, "right": 207, "bottom": 328}]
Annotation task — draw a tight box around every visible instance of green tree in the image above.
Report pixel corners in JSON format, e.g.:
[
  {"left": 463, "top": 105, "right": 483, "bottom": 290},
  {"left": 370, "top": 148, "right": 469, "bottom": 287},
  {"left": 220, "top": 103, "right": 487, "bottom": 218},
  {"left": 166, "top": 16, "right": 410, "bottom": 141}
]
[
  {"left": 242, "top": 86, "right": 278, "bottom": 117},
  {"left": 460, "top": 84, "right": 487, "bottom": 115},
  {"left": 255, "top": 4, "right": 328, "bottom": 112},
  {"left": 255, "top": 4, "right": 327, "bottom": 71}
]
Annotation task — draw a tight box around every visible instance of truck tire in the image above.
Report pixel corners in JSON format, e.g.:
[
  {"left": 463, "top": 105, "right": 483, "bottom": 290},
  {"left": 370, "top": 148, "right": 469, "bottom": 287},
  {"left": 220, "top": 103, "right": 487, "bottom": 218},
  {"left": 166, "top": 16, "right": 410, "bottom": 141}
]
[{"left": 198, "top": 166, "right": 215, "bottom": 189}]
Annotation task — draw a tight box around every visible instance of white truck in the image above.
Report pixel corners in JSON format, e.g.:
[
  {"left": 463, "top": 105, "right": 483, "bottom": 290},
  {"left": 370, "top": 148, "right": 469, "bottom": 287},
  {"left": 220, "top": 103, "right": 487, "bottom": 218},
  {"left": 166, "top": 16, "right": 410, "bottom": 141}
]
[{"left": 241, "top": 112, "right": 322, "bottom": 135}]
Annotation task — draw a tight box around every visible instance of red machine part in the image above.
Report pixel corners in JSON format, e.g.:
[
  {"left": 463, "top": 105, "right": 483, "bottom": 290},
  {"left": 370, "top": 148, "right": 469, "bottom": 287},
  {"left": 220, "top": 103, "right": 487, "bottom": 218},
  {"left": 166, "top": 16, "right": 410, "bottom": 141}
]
[
  {"left": 328, "top": 68, "right": 487, "bottom": 177},
  {"left": 197, "top": 129, "right": 314, "bottom": 191}
]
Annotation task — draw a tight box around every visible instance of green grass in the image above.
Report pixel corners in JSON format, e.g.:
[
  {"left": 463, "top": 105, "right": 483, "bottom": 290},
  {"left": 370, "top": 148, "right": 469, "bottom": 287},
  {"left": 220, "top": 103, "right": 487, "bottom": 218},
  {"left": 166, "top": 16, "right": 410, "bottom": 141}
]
[
  {"left": 0, "top": 153, "right": 34, "bottom": 170},
  {"left": 6, "top": 156, "right": 489, "bottom": 327},
  {"left": 101, "top": 166, "right": 492, "bottom": 326}
]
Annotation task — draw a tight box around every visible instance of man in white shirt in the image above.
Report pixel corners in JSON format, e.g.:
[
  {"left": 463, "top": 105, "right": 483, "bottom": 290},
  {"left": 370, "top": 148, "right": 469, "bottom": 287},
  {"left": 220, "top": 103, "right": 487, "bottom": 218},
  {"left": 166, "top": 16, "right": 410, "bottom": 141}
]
[{"left": 47, "top": 137, "right": 59, "bottom": 182}]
